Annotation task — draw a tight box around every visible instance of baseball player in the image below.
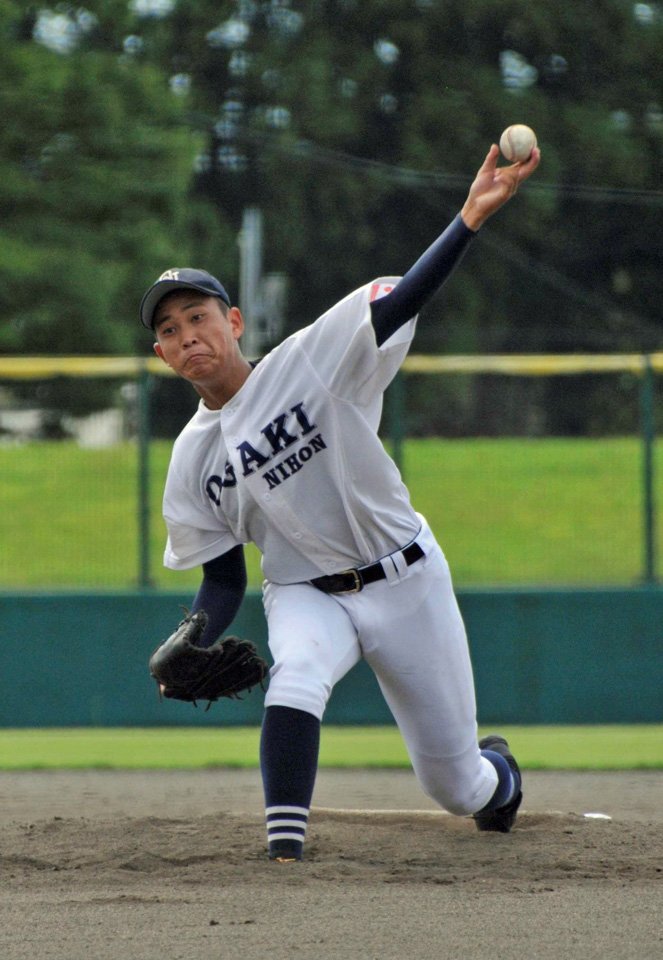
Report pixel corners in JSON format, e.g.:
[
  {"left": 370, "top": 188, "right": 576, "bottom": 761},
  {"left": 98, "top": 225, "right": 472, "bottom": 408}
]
[{"left": 142, "top": 143, "right": 541, "bottom": 861}]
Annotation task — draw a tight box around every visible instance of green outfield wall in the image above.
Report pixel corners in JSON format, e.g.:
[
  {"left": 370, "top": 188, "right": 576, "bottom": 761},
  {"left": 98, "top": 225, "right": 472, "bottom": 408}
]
[{"left": 1, "top": 588, "right": 662, "bottom": 728}]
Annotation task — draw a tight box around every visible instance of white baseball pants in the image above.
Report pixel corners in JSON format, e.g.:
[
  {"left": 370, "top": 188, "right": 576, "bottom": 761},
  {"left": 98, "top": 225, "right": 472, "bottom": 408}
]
[{"left": 262, "top": 519, "right": 498, "bottom": 816}]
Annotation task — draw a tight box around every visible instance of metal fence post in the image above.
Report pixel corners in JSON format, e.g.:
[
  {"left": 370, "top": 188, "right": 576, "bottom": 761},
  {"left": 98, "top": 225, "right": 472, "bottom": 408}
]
[
  {"left": 137, "top": 364, "right": 154, "bottom": 589},
  {"left": 640, "top": 354, "right": 657, "bottom": 584}
]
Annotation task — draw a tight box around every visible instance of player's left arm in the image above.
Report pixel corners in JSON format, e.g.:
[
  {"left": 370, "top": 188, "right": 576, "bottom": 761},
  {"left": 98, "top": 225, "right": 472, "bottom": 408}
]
[
  {"left": 148, "top": 545, "right": 264, "bottom": 707},
  {"left": 371, "top": 143, "right": 540, "bottom": 347},
  {"left": 188, "top": 545, "right": 247, "bottom": 647}
]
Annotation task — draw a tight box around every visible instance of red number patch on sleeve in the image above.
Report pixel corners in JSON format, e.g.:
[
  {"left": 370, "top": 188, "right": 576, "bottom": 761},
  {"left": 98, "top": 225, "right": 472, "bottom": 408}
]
[{"left": 369, "top": 282, "right": 395, "bottom": 302}]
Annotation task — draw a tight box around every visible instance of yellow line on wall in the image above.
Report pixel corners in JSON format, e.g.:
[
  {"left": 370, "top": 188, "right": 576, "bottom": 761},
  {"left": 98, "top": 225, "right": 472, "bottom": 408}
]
[{"left": 1, "top": 353, "right": 663, "bottom": 379}]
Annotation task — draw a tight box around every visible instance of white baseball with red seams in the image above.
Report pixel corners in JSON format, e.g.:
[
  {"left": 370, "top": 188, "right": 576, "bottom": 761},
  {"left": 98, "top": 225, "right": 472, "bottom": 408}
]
[{"left": 499, "top": 124, "right": 537, "bottom": 162}]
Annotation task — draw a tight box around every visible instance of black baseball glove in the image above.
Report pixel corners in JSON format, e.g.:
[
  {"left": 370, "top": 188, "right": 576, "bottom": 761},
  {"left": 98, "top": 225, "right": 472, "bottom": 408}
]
[{"left": 149, "top": 610, "right": 268, "bottom": 709}]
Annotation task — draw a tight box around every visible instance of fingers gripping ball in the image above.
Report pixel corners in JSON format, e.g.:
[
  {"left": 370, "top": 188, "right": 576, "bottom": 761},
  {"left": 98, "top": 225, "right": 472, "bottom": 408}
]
[
  {"left": 499, "top": 124, "right": 537, "bottom": 162},
  {"left": 149, "top": 610, "right": 268, "bottom": 709}
]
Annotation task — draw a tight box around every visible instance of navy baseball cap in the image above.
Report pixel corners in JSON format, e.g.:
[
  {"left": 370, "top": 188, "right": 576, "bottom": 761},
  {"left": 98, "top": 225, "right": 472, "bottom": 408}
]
[{"left": 140, "top": 268, "right": 231, "bottom": 329}]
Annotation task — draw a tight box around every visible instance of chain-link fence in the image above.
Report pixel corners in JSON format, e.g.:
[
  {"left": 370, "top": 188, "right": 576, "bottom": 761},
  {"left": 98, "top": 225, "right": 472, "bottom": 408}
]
[{"left": 1, "top": 354, "right": 661, "bottom": 591}]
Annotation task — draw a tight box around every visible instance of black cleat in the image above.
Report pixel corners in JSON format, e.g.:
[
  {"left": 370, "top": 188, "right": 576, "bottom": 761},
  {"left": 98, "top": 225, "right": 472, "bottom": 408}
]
[
  {"left": 473, "top": 734, "right": 523, "bottom": 833},
  {"left": 268, "top": 839, "right": 303, "bottom": 862}
]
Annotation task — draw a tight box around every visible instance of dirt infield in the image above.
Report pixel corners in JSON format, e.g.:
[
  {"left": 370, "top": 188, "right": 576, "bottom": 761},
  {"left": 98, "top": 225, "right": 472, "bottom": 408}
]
[{"left": 1, "top": 768, "right": 662, "bottom": 960}]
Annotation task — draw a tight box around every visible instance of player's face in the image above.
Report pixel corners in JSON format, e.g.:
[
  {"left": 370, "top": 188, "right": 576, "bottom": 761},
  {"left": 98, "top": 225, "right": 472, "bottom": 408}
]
[{"left": 152, "top": 292, "right": 245, "bottom": 387}]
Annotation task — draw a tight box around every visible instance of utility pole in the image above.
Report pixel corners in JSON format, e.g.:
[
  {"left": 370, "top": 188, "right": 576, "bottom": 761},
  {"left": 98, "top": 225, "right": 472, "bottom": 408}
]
[
  {"left": 238, "top": 207, "right": 263, "bottom": 359},
  {"left": 238, "top": 207, "right": 287, "bottom": 359}
]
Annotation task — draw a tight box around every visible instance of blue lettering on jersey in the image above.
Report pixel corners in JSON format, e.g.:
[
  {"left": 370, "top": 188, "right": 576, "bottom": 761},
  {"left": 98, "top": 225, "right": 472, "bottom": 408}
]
[
  {"left": 205, "top": 401, "right": 325, "bottom": 505},
  {"left": 263, "top": 434, "right": 327, "bottom": 490},
  {"left": 205, "top": 461, "right": 237, "bottom": 504},
  {"left": 237, "top": 402, "right": 318, "bottom": 477}
]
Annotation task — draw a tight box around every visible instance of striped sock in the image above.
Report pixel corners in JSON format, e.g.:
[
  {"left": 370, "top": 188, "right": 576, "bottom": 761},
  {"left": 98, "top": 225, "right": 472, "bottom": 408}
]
[
  {"left": 260, "top": 705, "right": 320, "bottom": 861},
  {"left": 265, "top": 805, "right": 309, "bottom": 860}
]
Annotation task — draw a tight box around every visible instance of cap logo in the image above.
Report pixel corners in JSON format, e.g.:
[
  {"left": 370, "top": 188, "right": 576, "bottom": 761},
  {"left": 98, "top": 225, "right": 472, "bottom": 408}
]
[{"left": 158, "top": 269, "right": 181, "bottom": 281}]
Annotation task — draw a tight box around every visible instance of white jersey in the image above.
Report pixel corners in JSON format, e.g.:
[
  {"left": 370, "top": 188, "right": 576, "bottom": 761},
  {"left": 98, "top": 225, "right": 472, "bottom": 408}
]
[{"left": 162, "top": 277, "right": 421, "bottom": 584}]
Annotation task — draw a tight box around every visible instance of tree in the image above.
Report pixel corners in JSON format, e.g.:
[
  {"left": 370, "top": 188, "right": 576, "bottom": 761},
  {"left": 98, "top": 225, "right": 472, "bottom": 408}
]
[
  {"left": 0, "top": 2, "right": 213, "bottom": 359},
  {"left": 121, "top": 0, "right": 662, "bottom": 433},
  {"left": 5, "top": 1, "right": 662, "bottom": 432}
]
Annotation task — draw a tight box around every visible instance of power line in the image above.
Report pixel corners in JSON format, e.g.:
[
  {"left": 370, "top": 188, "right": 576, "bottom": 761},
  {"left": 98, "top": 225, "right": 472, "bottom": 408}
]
[
  {"left": 198, "top": 127, "right": 659, "bottom": 342},
  {"left": 247, "top": 132, "right": 663, "bottom": 207},
  {"left": 249, "top": 132, "right": 661, "bottom": 342}
]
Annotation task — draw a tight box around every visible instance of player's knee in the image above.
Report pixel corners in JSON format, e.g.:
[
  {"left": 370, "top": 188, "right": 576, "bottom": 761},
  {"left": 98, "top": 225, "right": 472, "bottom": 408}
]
[
  {"left": 416, "top": 768, "right": 484, "bottom": 817},
  {"left": 431, "top": 785, "right": 478, "bottom": 816},
  {"left": 440, "top": 791, "right": 479, "bottom": 817},
  {"left": 265, "top": 655, "right": 332, "bottom": 720}
]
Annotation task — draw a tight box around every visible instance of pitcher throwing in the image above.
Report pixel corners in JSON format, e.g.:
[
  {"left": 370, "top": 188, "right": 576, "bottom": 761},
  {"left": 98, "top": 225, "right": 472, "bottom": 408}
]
[{"left": 142, "top": 142, "right": 540, "bottom": 861}]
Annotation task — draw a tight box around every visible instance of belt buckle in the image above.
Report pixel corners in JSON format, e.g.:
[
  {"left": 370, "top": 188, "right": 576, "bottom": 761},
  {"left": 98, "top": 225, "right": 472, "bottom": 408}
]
[{"left": 341, "top": 568, "right": 362, "bottom": 593}]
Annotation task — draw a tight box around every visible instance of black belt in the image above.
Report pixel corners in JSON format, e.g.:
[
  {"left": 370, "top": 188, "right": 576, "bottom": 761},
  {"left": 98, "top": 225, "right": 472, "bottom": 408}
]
[{"left": 310, "top": 542, "right": 425, "bottom": 594}]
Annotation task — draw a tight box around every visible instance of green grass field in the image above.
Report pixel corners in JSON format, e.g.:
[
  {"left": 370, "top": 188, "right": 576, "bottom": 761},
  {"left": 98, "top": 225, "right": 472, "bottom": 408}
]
[
  {"left": 2, "top": 438, "right": 658, "bottom": 773},
  {"left": 0, "top": 726, "right": 661, "bottom": 770},
  {"left": 0, "top": 436, "right": 659, "bottom": 589}
]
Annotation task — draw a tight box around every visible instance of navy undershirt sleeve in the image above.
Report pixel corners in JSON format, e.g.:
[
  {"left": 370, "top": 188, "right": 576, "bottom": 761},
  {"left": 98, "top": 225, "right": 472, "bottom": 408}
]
[
  {"left": 370, "top": 213, "right": 476, "bottom": 347},
  {"left": 190, "top": 544, "right": 247, "bottom": 648}
]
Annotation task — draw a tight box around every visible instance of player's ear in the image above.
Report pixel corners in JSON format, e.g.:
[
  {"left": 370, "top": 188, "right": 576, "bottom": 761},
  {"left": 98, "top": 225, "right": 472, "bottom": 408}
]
[
  {"left": 227, "top": 306, "right": 245, "bottom": 340},
  {"left": 153, "top": 342, "right": 168, "bottom": 364}
]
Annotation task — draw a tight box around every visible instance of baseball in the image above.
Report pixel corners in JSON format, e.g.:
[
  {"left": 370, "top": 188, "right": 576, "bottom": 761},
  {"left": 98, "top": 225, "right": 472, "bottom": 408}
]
[{"left": 499, "top": 124, "right": 537, "bottom": 162}]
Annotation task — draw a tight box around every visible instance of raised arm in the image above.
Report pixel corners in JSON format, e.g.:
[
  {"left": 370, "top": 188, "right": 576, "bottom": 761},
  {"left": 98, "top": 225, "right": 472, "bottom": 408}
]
[
  {"left": 371, "top": 143, "right": 540, "bottom": 346},
  {"left": 460, "top": 143, "right": 540, "bottom": 231}
]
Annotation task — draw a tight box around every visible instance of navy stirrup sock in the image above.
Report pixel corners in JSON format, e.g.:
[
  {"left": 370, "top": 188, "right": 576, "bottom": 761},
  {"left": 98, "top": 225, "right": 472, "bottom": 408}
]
[
  {"left": 260, "top": 705, "right": 320, "bottom": 860},
  {"left": 480, "top": 749, "right": 519, "bottom": 811}
]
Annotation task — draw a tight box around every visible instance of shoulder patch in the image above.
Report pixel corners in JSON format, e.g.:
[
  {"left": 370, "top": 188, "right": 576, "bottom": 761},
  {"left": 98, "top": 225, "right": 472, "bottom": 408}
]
[{"left": 369, "top": 282, "right": 396, "bottom": 302}]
